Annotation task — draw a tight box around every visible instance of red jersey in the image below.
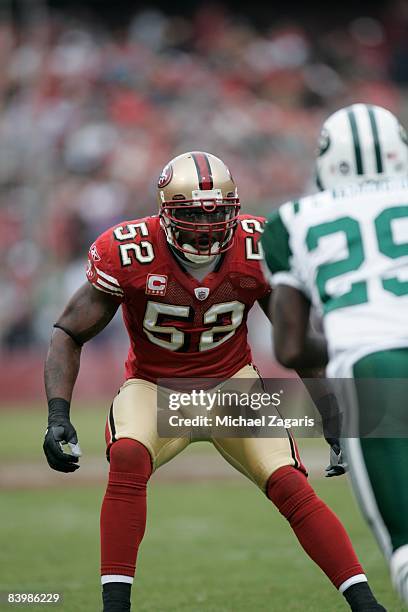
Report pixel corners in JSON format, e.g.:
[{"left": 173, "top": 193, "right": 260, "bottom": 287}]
[{"left": 86, "top": 214, "right": 269, "bottom": 382}]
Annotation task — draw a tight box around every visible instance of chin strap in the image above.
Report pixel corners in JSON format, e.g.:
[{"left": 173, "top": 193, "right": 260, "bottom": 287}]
[
  {"left": 182, "top": 252, "right": 218, "bottom": 265},
  {"left": 169, "top": 243, "right": 218, "bottom": 267},
  {"left": 181, "top": 243, "right": 219, "bottom": 265}
]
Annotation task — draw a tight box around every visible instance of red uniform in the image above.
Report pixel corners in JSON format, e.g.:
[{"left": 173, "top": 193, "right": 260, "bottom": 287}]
[
  {"left": 86, "top": 214, "right": 269, "bottom": 382},
  {"left": 93, "top": 152, "right": 367, "bottom": 603}
]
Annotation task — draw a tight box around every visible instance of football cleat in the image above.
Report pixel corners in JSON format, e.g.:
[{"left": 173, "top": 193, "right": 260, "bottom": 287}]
[
  {"left": 157, "top": 151, "right": 240, "bottom": 263},
  {"left": 390, "top": 544, "right": 408, "bottom": 604},
  {"left": 315, "top": 103, "right": 408, "bottom": 191}
]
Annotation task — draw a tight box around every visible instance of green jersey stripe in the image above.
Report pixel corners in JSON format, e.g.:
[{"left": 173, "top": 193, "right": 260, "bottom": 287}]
[
  {"left": 347, "top": 108, "right": 364, "bottom": 175},
  {"left": 368, "top": 106, "right": 383, "bottom": 174}
]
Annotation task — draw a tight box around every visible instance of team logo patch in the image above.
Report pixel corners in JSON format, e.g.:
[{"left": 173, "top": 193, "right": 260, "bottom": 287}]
[
  {"left": 339, "top": 161, "right": 350, "bottom": 175},
  {"left": 158, "top": 163, "right": 173, "bottom": 189},
  {"left": 86, "top": 258, "right": 96, "bottom": 281},
  {"left": 90, "top": 243, "right": 101, "bottom": 261},
  {"left": 146, "top": 274, "right": 168, "bottom": 296},
  {"left": 399, "top": 124, "right": 408, "bottom": 145},
  {"left": 194, "top": 287, "right": 210, "bottom": 301}
]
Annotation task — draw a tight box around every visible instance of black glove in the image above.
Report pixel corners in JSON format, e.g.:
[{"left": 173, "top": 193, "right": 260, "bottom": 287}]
[
  {"left": 325, "top": 442, "right": 347, "bottom": 477},
  {"left": 43, "top": 398, "right": 81, "bottom": 473}
]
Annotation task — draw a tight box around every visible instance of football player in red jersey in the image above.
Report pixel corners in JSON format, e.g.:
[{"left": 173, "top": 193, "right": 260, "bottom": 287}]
[{"left": 43, "top": 152, "right": 385, "bottom": 612}]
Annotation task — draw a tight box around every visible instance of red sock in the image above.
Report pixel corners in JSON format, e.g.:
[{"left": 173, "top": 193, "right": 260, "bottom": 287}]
[
  {"left": 267, "top": 466, "right": 364, "bottom": 588},
  {"left": 100, "top": 438, "right": 152, "bottom": 577}
]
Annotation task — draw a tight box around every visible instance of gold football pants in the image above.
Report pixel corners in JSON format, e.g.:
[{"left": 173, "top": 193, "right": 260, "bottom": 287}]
[{"left": 106, "top": 364, "right": 305, "bottom": 491}]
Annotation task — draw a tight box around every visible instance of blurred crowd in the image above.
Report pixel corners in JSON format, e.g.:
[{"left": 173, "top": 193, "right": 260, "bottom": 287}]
[{"left": 1, "top": 1, "right": 408, "bottom": 349}]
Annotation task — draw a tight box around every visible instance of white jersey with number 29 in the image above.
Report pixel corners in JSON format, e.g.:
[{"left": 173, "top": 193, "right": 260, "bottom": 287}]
[{"left": 262, "top": 177, "right": 408, "bottom": 370}]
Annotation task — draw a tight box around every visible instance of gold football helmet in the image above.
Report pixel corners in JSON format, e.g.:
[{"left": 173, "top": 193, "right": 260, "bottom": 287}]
[{"left": 157, "top": 151, "right": 240, "bottom": 262}]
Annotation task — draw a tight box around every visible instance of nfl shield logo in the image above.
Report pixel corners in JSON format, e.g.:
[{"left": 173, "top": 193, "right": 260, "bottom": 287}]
[{"left": 194, "top": 287, "right": 210, "bottom": 301}]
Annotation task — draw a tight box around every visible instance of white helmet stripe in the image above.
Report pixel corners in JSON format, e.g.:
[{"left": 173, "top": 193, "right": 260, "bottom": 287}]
[
  {"left": 347, "top": 107, "right": 364, "bottom": 175},
  {"left": 367, "top": 105, "right": 384, "bottom": 173},
  {"left": 353, "top": 103, "right": 378, "bottom": 177}
]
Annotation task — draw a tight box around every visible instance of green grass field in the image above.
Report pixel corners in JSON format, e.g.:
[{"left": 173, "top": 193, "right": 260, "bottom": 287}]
[{"left": 0, "top": 407, "right": 404, "bottom": 611}]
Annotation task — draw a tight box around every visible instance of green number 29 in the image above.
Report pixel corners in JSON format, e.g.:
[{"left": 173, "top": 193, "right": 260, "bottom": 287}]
[{"left": 306, "top": 205, "right": 408, "bottom": 313}]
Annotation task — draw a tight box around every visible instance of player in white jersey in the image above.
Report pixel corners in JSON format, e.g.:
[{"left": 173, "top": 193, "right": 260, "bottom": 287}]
[{"left": 261, "top": 103, "right": 408, "bottom": 606}]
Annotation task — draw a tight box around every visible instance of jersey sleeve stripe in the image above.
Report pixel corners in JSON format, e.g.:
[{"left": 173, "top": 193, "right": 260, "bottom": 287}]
[
  {"left": 92, "top": 281, "right": 124, "bottom": 297},
  {"left": 94, "top": 278, "right": 124, "bottom": 295},
  {"left": 95, "top": 266, "right": 121, "bottom": 286}
]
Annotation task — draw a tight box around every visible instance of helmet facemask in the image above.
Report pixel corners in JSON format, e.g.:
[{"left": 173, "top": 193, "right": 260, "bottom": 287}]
[{"left": 160, "top": 188, "right": 240, "bottom": 263}]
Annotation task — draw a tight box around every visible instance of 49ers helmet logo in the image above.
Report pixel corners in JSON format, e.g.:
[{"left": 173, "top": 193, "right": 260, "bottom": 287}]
[{"left": 158, "top": 163, "right": 173, "bottom": 189}]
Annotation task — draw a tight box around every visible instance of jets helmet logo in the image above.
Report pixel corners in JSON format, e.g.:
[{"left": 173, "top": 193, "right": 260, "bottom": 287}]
[
  {"left": 399, "top": 123, "right": 408, "bottom": 146},
  {"left": 317, "top": 128, "right": 331, "bottom": 157}
]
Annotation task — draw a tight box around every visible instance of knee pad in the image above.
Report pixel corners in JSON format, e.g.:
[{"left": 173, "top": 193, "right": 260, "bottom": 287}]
[{"left": 109, "top": 438, "right": 152, "bottom": 479}]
